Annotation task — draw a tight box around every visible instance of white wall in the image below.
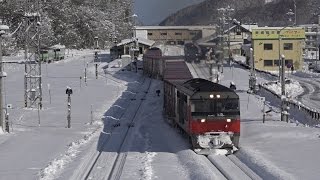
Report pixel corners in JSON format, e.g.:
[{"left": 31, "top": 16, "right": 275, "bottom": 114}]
[{"left": 136, "top": 30, "right": 148, "bottom": 39}]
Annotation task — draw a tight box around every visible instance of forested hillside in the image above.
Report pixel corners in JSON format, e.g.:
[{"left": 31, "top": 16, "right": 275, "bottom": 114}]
[
  {"left": 160, "top": 0, "right": 320, "bottom": 27},
  {"left": 0, "top": 0, "right": 133, "bottom": 49}
]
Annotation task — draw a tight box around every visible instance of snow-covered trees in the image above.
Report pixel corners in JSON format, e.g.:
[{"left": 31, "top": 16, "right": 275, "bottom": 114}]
[{"left": 0, "top": 0, "right": 133, "bottom": 49}]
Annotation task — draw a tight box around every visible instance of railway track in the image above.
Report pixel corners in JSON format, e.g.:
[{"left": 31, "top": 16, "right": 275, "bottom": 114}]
[
  {"left": 70, "top": 77, "right": 152, "bottom": 180},
  {"left": 206, "top": 154, "right": 262, "bottom": 180},
  {"left": 189, "top": 62, "right": 209, "bottom": 79},
  {"left": 188, "top": 61, "right": 262, "bottom": 179}
]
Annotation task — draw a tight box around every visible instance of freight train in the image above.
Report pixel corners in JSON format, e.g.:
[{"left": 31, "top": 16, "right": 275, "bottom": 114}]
[{"left": 143, "top": 47, "right": 240, "bottom": 154}]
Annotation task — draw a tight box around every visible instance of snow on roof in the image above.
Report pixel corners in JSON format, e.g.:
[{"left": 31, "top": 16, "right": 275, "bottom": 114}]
[
  {"left": 252, "top": 26, "right": 304, "bottom": 30},
  {"left": 241, "top": 24, "right": 259, "bottom": 32},
  {"left": 117, "top": 37, "right": 155, "bottom": 47},
  {"left": 136, "top": 25, "right": 215, "bottom": 30},
  {"left": 50, "top": 44, "right": 66, "bottom": 49},
  {"left": 224, "top": 24, "right": 258, "bottom": 34}
]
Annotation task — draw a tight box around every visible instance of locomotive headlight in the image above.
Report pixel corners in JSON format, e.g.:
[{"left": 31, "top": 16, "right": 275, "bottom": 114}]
[
  {"left": 226, "top": 119, "right": 231, "bottom": 122},
  {"left": 209, "top": 94, "right": 214, "bottom": 98},
  {"left": 200, "top": 119, "right": 206, "bottom": 123},
  {"left": 216, "top": 94, "right": 221, "bottom": 98}
]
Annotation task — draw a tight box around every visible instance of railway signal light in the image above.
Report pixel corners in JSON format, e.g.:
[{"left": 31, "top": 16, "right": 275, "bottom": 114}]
[{"left": 66, "top": 86, "right": 73, "bottom": 128}]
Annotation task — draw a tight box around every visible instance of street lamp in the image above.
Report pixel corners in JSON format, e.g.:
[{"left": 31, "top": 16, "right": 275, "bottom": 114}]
[{"left": 0, "top": 23, "right": 9, "bottom": 132}]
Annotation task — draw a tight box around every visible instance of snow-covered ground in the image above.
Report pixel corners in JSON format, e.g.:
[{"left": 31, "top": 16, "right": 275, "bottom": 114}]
[{"left": 1, "top": 49, "right": 320, "bottom": 180}]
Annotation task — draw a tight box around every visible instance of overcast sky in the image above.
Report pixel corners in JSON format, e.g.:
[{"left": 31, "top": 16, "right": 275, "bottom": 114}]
[{"left": 133, "top": 0, "right": 205, "bottom": 25}]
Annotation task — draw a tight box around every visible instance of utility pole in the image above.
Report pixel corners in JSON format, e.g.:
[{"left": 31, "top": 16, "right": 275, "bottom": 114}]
[
  {"left": 217, "top": 6, "right": 234, "bottom": 74},
  {"left": 0, "top": 23, "right": 9, "bottom": 132},
  {"left": 281, "top": 54, "right": 289, "bottom": 122},
  {"left": 226, "top": 6, "right": 234, "bottom": 66},
  {"left": 23, "top": 0, "right": 43, "bottom": 109},
  {"left": 95, "top": 63, "right": 98, "bottom": 79},
  {"left": 249, "top": 48, "right": 257, "bottom": 93},
  {"left": 293, "top": 0, "right": 297, "bottom": 26}
]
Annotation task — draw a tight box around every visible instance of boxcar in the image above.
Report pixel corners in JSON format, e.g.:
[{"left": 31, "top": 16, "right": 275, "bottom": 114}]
[{"left": 143, "top": 47, "right": 186, "bottom": 80}]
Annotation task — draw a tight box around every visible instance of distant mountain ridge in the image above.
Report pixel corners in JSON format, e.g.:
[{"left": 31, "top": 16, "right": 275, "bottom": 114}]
[{"left": 160, "top": 0, "right": 320, "bottom": 27}]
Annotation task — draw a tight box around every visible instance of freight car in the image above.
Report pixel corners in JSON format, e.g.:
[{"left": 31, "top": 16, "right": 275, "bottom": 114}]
[
  {"left": 143, "top": 47, "right": 185, "bottom": 80},
  {"left": 143, "top": 47, "right": 162, "bottom": 78},
  {"left": 163, "top": 66, "right": 240, "bottom": 154}
]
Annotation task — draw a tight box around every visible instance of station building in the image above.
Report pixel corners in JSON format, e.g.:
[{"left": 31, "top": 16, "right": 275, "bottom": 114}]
[
  {"left": 251, "top": 27, "right": 305, "bottom": 71},
  {"left": 135, "top": 26, "right": 216, "bottom": 45}
]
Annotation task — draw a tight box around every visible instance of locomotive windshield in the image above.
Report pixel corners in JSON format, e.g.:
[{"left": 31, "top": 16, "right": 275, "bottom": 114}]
[{"left": 191, "top": 98, "right": 239, "bottom": 116}]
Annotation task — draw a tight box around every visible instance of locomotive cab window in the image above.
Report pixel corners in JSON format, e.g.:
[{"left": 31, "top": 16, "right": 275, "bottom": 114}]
[{"left": 190, "top": 98, "right": 239, "bottom": 117}]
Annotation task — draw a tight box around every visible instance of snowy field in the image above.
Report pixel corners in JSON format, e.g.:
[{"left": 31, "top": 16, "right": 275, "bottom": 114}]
[{"left": 0, "top": 49, "right": 320, "bottom": 179}]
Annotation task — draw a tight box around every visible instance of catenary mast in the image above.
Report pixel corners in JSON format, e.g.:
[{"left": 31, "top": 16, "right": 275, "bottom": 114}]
[{"left": 23, "top": 0, "right": 42, "bottom": 109}]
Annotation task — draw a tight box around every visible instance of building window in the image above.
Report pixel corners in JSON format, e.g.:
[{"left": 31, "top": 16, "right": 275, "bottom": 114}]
[
  {"left": 271, "top": 31, "right": 275, "bottom": 34},
  {"left": 261, "top": 31, "right": 265, "bottom": 34},
  {"left": 264, "top": 60, "right": 273, "bottom": 66},
  {"left": 266, "top": 31, "right": 270, "bottom": 34},
  {"left": 160, "top": 32, "right": 167, "bottom": 35},
  {"left": 255, "top": 31, "right": 259, "bottom": 34},
  {"left": 190, "top": 32, "right": 196, "bottom": 35},
  {"left": 175, "top": 32, "right": 182, "bottom": 35},
  {"left": 274, "top": 60, "right": 280, "bottom": 66},
  {"left": 264, "top": 43, "right": 273, "bottom": 50},
  {"left": 147, "top": 33, "right": 153, "bottom": 36},
  {"left": 284, "top": 43, "right": 293, "bottom": 50}
]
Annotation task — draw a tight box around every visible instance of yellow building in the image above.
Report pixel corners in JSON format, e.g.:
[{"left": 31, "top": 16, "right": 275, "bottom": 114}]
[{"left": 252, "top": 27, "right": 305, "bottom": 71}]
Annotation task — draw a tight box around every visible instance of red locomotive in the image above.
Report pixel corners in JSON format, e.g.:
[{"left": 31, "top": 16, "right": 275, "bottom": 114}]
[
  {"left": 164, "top": 77, "right": 240, "bottom": 154},
  {"left": 143, "top": 47, "right": 240, "bottom": 154}
]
